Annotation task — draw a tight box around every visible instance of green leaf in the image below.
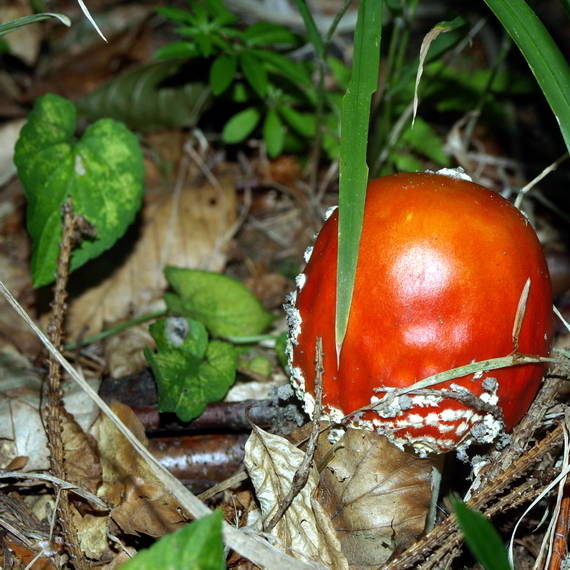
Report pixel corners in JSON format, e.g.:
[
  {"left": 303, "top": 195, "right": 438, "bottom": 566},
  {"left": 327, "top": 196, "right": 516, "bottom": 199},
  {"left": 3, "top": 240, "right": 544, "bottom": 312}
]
[
  {"left": 146, "top": 317, "right": 237, "bottom": 421},
  {"left": 150, "top": 316, "right": 208, "bottom": 356},
  {"left": 452, "top": 500, "right": 512, "bottom": 570},
  {"left": 327, "top": 56, "right": 351, "bottom": 90},
  {"left": 14, "top": 94, "right": 144, "bottom": 287},
  {"left": 164, "top": 267, "right": 274, "bottom": 337},
  {"left": 209, "top": 54, "right": 237, "bottom": 95},
  {"left": 263, "top": 109, "right": 285, "bottom": 157},
  {"left": 277, "top": 106, "right": 316, "bottom": 138},
  {"left": 252, "top": 50, "right": 312, "bottom": 88},
  {"left": 483, "top": 0, "right": 570, "bottom": 151},
  {"left": 401, "top": 117, "right": 450, "bottom": 166},
  {"left": 392, "top": 153, "right": 423, "bottom": 172},
  {"left": 155, "top": 6, "right": 195, "bottom": 24},
  {"left": 240, "top": 51, "right": 268, "bottom": 97},
  {"left": 243, "top": 22, "right": 298, "bottom": 47},
  {"left": 0, "top": 13, "right": 70, "bottom": 37},
  {"left": 155, "top": 41, "right": 199, "bottom": 59},
  {"left": 336, "top": 0, "right": 383, "bottom": 352},
  {"left": 122, "top": 510, "right": 225, "bottom": 570},
  {"left": 222, "top": 107, "right": 261, "bottom": 143},
  {"left": 293, "top": 0, "right": 325, "bottom": 60},
  {"left": 78, "top": 61, "right": 212, "bottom": 132},
  {"left": 275, "top": 331, "right": 289, "bottom": 371}
]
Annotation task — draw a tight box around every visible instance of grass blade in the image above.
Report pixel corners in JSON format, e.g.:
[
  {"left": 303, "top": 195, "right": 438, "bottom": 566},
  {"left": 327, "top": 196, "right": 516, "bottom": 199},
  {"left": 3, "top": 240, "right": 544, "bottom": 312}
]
[
  {"left": 336, "top": 0, "right": 383, "bottom": 356},
  {"left": 483, "top": 0, "right": 570, "bottom": 151},
  {"left": 452, "top": 499, "right": 512, "bottom": 570}
]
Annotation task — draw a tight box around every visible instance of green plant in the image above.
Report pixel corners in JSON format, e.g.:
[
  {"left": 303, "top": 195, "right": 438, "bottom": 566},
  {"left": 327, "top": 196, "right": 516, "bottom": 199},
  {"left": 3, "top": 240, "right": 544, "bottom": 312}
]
[
  {"left": 122, "top": 510, "right": 225, "bottom": 570},
  {"left": 144, "top": 267, "right": 274, "bottom": 422},
  {"left": 452, "top": 499, "right": 512, "bottom": 570},
  {"left": 155, "top": 0, "right": 343, "bottom": 158},
  {"left": 14, "top": 93, "right": 144, "bottom": 287}
]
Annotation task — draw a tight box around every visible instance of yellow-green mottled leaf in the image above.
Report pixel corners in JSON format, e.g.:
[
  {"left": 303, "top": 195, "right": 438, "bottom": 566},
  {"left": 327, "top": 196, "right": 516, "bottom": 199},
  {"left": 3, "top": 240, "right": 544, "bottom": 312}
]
[
  {"left": 14, "top": 93, "right": 144, "bottom": 287},
  {"left": 146, "top": 317, "right": 237, "bottom": 422},
  {"left": 164, "top": 267, "right": 274, "bottom": 337}
]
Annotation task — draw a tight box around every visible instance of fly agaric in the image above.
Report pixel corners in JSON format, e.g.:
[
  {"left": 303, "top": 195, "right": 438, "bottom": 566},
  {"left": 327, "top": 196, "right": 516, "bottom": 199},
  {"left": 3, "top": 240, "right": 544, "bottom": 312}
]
[{"left": 286, "top": 170, "right": 552, "bottom": 455}]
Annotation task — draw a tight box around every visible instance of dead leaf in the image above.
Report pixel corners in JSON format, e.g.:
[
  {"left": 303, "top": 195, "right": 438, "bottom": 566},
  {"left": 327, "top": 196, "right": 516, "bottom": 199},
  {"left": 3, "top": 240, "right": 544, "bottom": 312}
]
[
  {"left": 0, "top": 349, "right": 100, "bottom": 471},
  {"left": 71, "top": 511, "right": 109, "bottom": 560},
  {"left": 97, "top": 402, "right": 186, "bottom": 537},
  {"left": 314, "top": 427, "right": 441, "bottom": 568},
  {"left": 244, "top": 425, "right": 348, "bottom": 569},
  {"left": 61, "top": 409, "right": 101, "bottom": 493},
  {"left": 0, "top": 118, "right": 25, "bottom": 186}
]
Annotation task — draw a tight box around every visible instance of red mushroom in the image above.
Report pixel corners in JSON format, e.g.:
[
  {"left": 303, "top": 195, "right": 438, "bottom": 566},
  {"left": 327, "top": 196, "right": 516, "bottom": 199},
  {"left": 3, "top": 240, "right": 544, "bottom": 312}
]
[{"left": 287, "top": 170, "right": 552, "bottom": 455}]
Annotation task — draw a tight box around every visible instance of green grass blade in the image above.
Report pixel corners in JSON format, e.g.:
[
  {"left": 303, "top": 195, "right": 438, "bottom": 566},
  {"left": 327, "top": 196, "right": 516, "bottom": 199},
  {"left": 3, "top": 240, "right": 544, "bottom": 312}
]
[
  {"left": 293, "top": 0, "right": 325, "bottom": 59},
  {"left": 0, "top": 13, "right": 70, "bottom": 37},
  {"left": 483, "top": 0, "right": 570, "bottom": 151},
  {"left": 336, "top": 0, "right": 383, "bottom": 355},
  {"left": 452, "top": 499, "right": 512, "bottom": 570}
]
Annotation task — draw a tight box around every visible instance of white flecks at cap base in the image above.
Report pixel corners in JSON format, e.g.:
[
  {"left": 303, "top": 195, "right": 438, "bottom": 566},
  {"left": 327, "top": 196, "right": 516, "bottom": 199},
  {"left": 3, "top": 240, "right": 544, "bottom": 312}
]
[
  {"left": 295, "top": 272, "right": 306, "bottom": 291},
  {"left": 324, "top": 205, "right": 338, "bottom": 221},
  {"left": 303, "top": 245, "right": 314, "bottom": 264},
  {"left": 428, "top": 167, "right": 473, "bottom": 182}
]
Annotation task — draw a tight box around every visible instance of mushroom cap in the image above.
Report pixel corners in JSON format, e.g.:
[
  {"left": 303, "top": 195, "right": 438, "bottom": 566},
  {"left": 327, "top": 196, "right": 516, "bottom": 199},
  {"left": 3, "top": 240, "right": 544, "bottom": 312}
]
[{"left": 287, "top": 172, "right": 553, "bottom": 454}]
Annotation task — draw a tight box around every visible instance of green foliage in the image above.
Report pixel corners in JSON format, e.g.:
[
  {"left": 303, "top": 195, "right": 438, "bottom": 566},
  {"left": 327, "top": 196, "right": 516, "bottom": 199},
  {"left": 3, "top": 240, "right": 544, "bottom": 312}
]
[
  {"left": 452, "top": 499, "right": 512, "bottom": 570},
  {"left": 122, "top": 510, "right": 225, "bottom": 570},
  {"left": 156, "top": 0, "right": 343, "bottom": 157},
  {"left": 336, "top": 0, "right": 383, "bottom": 352},
  {"left": 163, "top": 267, "right": 274, "bottom": 337},
  {"left": 275, "top": 331, "right": 289, "bottom": 372},
  {"left": 145, "top": 317, "right": 237, "bottom": 422},
  {"left": 14, "top": 94, "right": 144, "bottom": 287},
  {"left": 78, "top": 61, "right": 212, "bottom": 132},
  {"left": 483, "top": 0, "right": 570, "bottom": 152},
  {"left": 0, "top": 12, "right": 70, "bottom": 37}
]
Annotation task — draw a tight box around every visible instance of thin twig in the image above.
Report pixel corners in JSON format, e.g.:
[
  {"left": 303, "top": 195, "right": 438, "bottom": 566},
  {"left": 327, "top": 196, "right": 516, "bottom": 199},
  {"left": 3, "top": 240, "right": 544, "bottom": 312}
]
[
  {"left": 44, "top": 200, "right": 86, "bottom": 569},
  {"left": 0, "top": 280, "right": 319, "bottom": 570}
]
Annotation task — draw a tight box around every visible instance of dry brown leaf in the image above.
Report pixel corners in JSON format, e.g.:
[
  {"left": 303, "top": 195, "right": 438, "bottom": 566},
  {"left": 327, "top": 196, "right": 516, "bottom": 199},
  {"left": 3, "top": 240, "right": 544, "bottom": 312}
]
[
  {"left": 66, "top": 165, "right": 237, "bottom": 377},
  {"left": 71, "top": 510, "right": 110, "bottom": 560},
  {"left": 103, "top": 324, "right": 155, "bottom": 379},
  {"left": 61, "top": 409, "right": 101, "bottom": 493},
  {"left": 0, "top": 349, "right": 100, "bottom": 470},
  {"left": 97, "top": 402, "right": 186, "bottom": 537},
  {"left": 244, "top": 425, "right": 348, "bottom": 569},
  {"left": 315, "top": 428, "right": 440, "bottom": 568}
]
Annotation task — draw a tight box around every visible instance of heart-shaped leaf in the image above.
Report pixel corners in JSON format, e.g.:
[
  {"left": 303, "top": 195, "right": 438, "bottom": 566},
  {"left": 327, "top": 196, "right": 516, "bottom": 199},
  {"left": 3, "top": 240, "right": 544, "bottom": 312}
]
[{"left": 14, "top": 93, "right": 144, "bottom": 287}]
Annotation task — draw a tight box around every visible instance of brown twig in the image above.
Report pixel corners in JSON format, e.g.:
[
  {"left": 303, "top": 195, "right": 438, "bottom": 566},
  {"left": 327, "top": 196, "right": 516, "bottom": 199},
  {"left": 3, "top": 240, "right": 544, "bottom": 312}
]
[
  {"left": 263, "top": 338, "right": 324, "bottom": 533},
  {"left": 547, "top": 484, "right": 570, "bottom": 570},
  {"left": 43, "top": 200, "right": 86, "bottom": 569}
]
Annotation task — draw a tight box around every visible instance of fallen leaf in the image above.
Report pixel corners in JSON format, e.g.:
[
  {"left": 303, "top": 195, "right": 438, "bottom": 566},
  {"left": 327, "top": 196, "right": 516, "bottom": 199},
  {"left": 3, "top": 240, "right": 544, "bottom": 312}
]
[
  {"left": 0, "top": 349, "right": 100, "bottom": 471},
  {"left": 244, "top": 425, "right": 348, "bottom": 569},
  {"left": 314, "top": 427, "right": 441, "bottom": 568},
  {"left": 97, "top": 402, "right": 186, "bottom": 537},
  {"left": 0, "top": 118, "right": 25, "bottom": 186}
]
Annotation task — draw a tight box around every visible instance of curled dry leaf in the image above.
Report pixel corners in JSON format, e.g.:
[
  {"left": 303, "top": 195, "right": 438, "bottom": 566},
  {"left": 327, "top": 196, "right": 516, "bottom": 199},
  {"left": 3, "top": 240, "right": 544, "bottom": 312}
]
[
  {"left": 315, "top": 427, "right": 441, "bottom": 568},
  {"left": 66, "top": 164, "right": 237, "bottom": 376},
  {"left": 97, "top": 402, "right": 187, "bottom": 537},
  {"left": 244, "top": 425, "right": 348, "bottom": 570}
]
